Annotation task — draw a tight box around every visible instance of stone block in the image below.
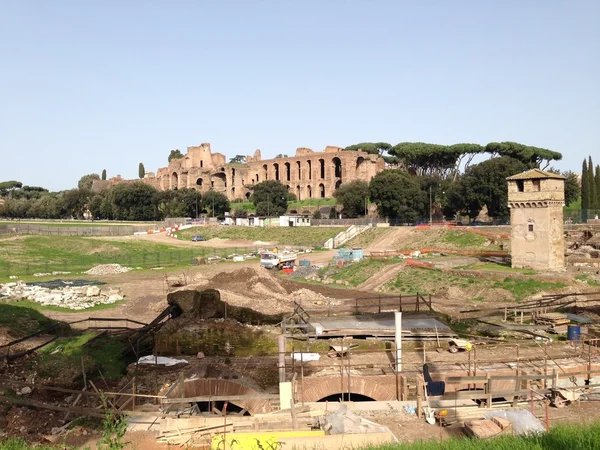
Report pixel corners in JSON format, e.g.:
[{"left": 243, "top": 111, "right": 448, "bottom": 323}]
[{"left": 86, "top": 286, "right": 101, "bottom": 297}]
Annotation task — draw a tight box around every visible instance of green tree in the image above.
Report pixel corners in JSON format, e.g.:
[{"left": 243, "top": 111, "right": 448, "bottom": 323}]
[
  {"left": 582, "top": 159, "right": 590, "bottom": 219},
  {"left": 562, "top": 171, "right": 580, "bottom": 207},
  {"left": 201, "top": 190, "right": 230, "bottom": 218},
  {"left": 596, "top": 165, "right": 600, "bottom": 210},
  {"left": 78, "top": 173, "right": 100, "bottom": 191},
  {"left": 61, "top": 189, "right": 90, "bottom": 218},
  {"left": 589, "top": 157, "right": 597, "bottom": 212},
  {"left": 485, "top": 142, "right": 562, "bottom": 169},
  {"left": 329, "top": 206, "right": 338, "bottom": 219},
  {"left": 101, "top": 169, "right": 107, "bottom": 180},
  {"left": 0, "top": 181, "right": 23, "bottom": 196},
  {"left": 229, "top": 155, "right": 247, "bottom": 164},
  {"left": 233, "top": 208, "right": 248, "bottom": 218},
  {"left": 369, "top": 170, "right": 428, "bottom": 221},
  {"left": 138, "top": 163, "right": 145, "bottom": 179},
  {"left": 251, "top": 181, "right": 289, "bottom": 216},
  {"left": 443, "top": 157, "right": 526, "bottom": 221},
  {"left": 333, "top": 180, "right": 370, "bottom": 218},
  {"left": 312, "top": 209, "right": 322, "bottom": 219},
  {"left": 112, "top": 182, "right": 158, "bottom": 221},
  {"left": 168, "top": 149, "right": 184, "bottom": 162}
]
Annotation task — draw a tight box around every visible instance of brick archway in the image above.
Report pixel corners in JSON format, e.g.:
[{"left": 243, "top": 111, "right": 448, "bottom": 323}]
[
  {"left": 167, "top": 378, "right": 272, "bottom": 415},
  {"left": 299, "top": 376, "right": 397, "bottom": 403}
]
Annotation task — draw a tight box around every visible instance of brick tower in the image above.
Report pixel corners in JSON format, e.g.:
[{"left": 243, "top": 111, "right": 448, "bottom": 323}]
[{"left": 506, "top": 169, "right": 565, "bottom": 271}]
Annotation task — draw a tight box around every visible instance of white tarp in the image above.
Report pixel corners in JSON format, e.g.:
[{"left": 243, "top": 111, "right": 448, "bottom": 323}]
[
  {"left": 137, "top": 356, "right": 189, "bottom": 366},
  {"left": 290, "top": 352, "right": 320, "bottom": 362}
]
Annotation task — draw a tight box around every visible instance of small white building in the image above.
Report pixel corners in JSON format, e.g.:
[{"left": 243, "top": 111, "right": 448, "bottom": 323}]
[{"left": 279, "top": 215, "right": 311, "bottom": 227}]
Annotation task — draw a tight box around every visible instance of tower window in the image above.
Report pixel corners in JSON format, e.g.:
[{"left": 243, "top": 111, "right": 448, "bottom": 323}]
[
  {"left": 532, "top": 180, "right": 540, "bottom": 191},
  {"left": 528, "top": 224, "right": 534, "bottom": 232},
  {"left": 517, "top": 180, "right": 524, "bottom": 192}
]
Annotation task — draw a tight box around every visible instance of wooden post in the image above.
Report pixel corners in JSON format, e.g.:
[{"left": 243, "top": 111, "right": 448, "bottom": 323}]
[
  {"left": 552, "top": 369, "right": 558, "bottom": 389},
  {"left": 544, "top": 399, "right": 550, "bottom": 431},
  {"left": 290, "top": 399, "right": 298, "bottom": 431},
  {"left": 355, "top": 298, "right": 358, "bottom": 315},
  {"left": 486, "top": 373, "right": 492, "bottom": 408},
  {"left": 347, "top": 347, "right": 351, "bottom": 402},
  {"left": 416, "top": 293, "right": 420, "bottom": 312},
  {"left": 544, "top": 356, "right": 548, "bottom": 389},
  {"left": 340, "top": 337, "right": 345, "bottom": 399},
  {"left": 530, "top": 388, "right": 535, "bottom": 415},
  {"left": 512, "top": 370, "right": 521, "bottom": 407},
  {"left": 588, "top": 339, "right": 592, "bottom": 384},
  {"left": 378, "top": 296, "right": 381, "bottom": 313},
  {"left": 416, "top": 375, "right": 423, "bottom": 419},
  {"left": 504, "top": 306, "right": 507, "bottom": 322},
  {"left": 132, "top": 379, "right": 136, "bottom": 411},
  {"left": 399, "top": 294, "right": 402, "bottom": 312},
  {"left": 300, "top": 352, "right": 305, "bottom": 405}
]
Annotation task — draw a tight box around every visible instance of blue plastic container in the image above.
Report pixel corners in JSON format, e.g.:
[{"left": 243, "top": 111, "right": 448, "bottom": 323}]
[{"left": 567, "top": 325, "right": 581, "bottom": 341}]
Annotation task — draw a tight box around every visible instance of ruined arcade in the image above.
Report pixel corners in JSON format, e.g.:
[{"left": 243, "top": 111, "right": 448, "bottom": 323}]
[{"left": 141, "top": 143, "right": 385, "bottom": 200}]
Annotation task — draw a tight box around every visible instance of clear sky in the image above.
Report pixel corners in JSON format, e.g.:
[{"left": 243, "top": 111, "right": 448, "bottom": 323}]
[{"left": 1, "top": 1, "right": 598, "bottom": 191}]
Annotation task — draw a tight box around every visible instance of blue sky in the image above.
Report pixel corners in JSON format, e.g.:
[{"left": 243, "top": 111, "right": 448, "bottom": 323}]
[{"left": 1, "top": 1, "right": 598, "bottom": 191}]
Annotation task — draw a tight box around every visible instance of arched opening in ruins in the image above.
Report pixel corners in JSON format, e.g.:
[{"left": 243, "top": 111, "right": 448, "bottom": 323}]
[
  {"left": 332, "top": 157, "right": 342, "bottom": 179},
  {"left": 231, "top": 187, "right": 235, "bottom": 197},
  {"left": 356, "top": 157, "right": 366, "bottom": 178},
  {"left": 171, "top": 172, "right": 179, "bottom": 190},
  {"left": 335, "top": 180, "right": 342, "bottom": 190},
  {"left": 263, "top": 164, "right": 268, "bottom": 180},
  {"left": 284, "top": 162, "right": 291, "bottom": 182},
  {"left": 245, "top": 192, "right": 251, "bottom": 200},
  {"left": 179, "top": 172, "right": 188, "bottom": 189},
  {"left": 195, "top": 401, "right": 250, "bottom": 416},
  {"left": 307, "top": 185, "right": 312, "bottom": 198},
  {"left": 296, "top": 161, "right": 301, "bottom": 180},
  {"left": 231, "top": 168, "right": 236, "bottom": 184},
  {"left": 319, "top": 159, "right": 325, "bottom": 179},
  {"left": 200, "top": 160, "right": 203, "bottom": 168},
  {"left": 255, "top": 173, "right": 259, "bottom": 183},
  {"left": 317, "top": 393, "right": 376, "bottom": 402},
  {"left": 273, "top": 163, "right": 280, "bottom": 181},
  {"left": 307, "top": 160, "right": 312, "bottom": 180},
  {"left": 210, "top": 173, "right": 227, "bottom": 191},
  {"left": 196, "top": 178, "right": 203, "bottom": 187},
  {"left": 319, "top": 183, "right": 325, "bottom": 198},
  {"left": 296, "top": 185, "right": 302, "bottom": 201}
]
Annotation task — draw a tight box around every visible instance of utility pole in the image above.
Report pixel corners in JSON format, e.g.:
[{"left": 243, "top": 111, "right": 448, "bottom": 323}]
[
  {"left": 429, "top": 186, "right": 433, "bottom": 225},
  {"left": 212, "top": 195, "right": 215, "bottom": 218},
  {"left": 364, "top": 197, "right": 367, "bottom": 217}
]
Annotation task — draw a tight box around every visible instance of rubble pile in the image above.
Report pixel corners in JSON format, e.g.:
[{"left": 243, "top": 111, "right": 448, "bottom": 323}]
[
  {"left": 0, "top": 280, "right": 124, "bottom": 310},
  {"left": 84, "top": 264, "right": 133, "bottom": 275}
]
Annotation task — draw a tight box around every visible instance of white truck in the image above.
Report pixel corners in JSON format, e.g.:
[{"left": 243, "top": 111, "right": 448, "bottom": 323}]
[{"left": 260, "top": 251, "right": 297, "bottom": 269}]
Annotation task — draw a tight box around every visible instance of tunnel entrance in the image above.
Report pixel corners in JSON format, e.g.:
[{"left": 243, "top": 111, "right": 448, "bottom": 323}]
[
  {"left": 317, "top": 393, "right": 375, "bottom": 402},
  {"left": 195, "top": 401, "right": 251, "bottom": 416}
]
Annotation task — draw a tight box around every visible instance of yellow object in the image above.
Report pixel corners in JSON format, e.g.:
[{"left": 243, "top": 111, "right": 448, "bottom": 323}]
[
  {"left": 465, "top": 342, "right": 473, "bottom": 351},
  {"left": 440, "top": 409, "right": 448, "bottom": 416},
  {"left": 212, "top": 431, "right": 325, "bottom": 450}
]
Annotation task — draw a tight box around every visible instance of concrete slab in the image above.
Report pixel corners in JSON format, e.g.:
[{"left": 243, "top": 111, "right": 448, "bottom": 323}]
[{"left": 310, "top": 313, "right": 454, "bottom": 338}]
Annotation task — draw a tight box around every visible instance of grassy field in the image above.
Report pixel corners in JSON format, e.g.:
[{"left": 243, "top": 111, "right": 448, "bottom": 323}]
[
  {"left": 361, "top": 422, "right": 600, "bottom": 450},
  {"left": 0, "top": 219, "right": 159, "bottom": 227},
  {"left": 0, "top": 304, "right": 59, "bottom": 336},
  {"left": 388, "top": 266, "right": 565, "bottom": 300},
  {"left": 177, "top": 225, "right": 346, "bottom": 247},
  {"left": 345, "top": 227, "right": 391, "bottom": 248},
  {"left": 326, "top": 259, "right": 398, "bottom": 287},
  {"left": 455, "top": 262, "right": 536, "bottom": 275},
  {"left": 0, "top": 235, "right": 255, "bottom": 279}
]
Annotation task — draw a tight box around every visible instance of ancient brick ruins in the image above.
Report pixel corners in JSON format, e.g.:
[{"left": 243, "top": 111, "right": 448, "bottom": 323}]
[{"left": 100, "top": 143, "right": 385, "bottom": 201}]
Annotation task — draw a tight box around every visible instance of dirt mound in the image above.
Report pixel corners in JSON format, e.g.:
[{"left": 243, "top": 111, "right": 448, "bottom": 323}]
[{"left": 196, "top": 267, "right": 334, "bottom": 314}]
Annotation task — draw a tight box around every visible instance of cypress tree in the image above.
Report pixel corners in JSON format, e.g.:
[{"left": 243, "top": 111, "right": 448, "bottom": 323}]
[
  {"left": 101, "top": 169, "right": 107, "bottom": 180},
  {"left": 595, "top": 165, "right": 600, "bottom": 211},
  {"left": 581, "top": 159, "right": 589, "bottom": 221},
  {"left": 589, "top": 157, "right": 597, "bottom": 214},
  {"left": 139, "top": 163, "right": 145, "bottom": 179}
]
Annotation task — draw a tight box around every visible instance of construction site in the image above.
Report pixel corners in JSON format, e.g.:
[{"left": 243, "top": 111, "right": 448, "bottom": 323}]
[{"left": 2, "top": 190, "right": 600, "bottom": 447}]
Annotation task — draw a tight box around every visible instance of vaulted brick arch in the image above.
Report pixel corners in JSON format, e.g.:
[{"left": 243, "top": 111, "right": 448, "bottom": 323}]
[
  {"left": 166, "top": 378, "right": 272, "bottom": 415},
  {"left": 299, "top": 376, "right": 397, "bottom": 403}
]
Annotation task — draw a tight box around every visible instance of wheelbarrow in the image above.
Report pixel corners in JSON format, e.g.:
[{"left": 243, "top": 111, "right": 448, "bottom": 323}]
[{"left": 448, "top": 338, "right": 473, "bottom": 353}]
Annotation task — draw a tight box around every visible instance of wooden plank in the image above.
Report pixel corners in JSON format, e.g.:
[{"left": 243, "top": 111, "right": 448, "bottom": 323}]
[{"left": 161, "top": 394, "right": 279, "bottom": 405}]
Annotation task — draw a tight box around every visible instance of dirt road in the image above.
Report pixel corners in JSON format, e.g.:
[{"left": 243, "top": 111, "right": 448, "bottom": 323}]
[{"left": 357, "top": 263, "right": 404, "bottom": 292}]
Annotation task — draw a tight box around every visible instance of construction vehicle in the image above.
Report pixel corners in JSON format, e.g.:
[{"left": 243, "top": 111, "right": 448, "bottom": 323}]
[{"left": 260, "top": 250, "right": 297, "bottom": 269}]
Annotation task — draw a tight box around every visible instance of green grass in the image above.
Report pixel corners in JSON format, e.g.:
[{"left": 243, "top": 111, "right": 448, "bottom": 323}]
[
  {"left": 5, "top": 299, "right": 126, "bottom": 313},
  {"left": 328, "top": 259, "right": 397, "bottom": 287},
  {"left": 0, "top": 304, "right": 59, "bottom": 337},
  {"left": 496, "top": 278, "right": 566, "bottom": 301},
  {"left": 177, "top": 225, "right": 346, "bottom": 247},
  {"left": 456, "top": 262, "right": 536, "bottom": 275},
  {"left": 288, "top": 198, "right": 336, "bottom": 211},
  {"left": 441, "top": 230, "right": 491, "bottom": 248},
  {"left": 0, "top": 235, "right": 260, "bottom": 279},
  {"left": 576, "top": 274, "right": 600, "bottom": 286},
  {"left": 37, "top": 333, "right": 129, "bottom": 381},
  {"left": 345, "top": 227, "right": 391, "bottom": 248},
  {"left": 388, "top": 266, "right": 565, "bottom": 300},
  {"left": 0, "top": 219, "right": 157, "bottom": 227},
  {"left": 360, "top": 422, "right": 600, "bottom": 450}
]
